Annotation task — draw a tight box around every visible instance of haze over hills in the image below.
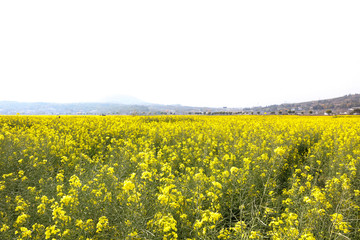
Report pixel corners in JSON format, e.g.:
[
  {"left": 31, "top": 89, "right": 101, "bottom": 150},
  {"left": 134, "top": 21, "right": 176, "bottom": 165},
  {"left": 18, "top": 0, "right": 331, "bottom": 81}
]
[
  {"left": 0, "top": 94, "right": 359, "bottom": 115},
  {"left": 99, "top": 94, "right": 149, "bottom": 105},
  {"left": 0, "top": 99, "right": 223, "bottom": 115},
  {"left": 247, "top": 93, "right": 360, "bottom": 115}
]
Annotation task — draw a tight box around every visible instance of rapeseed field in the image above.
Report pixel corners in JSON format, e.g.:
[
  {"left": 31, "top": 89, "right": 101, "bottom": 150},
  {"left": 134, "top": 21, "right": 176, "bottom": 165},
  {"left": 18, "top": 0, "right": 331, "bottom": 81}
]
[{"left": 0, "top": 115, "right": 359, "bottom": 239}]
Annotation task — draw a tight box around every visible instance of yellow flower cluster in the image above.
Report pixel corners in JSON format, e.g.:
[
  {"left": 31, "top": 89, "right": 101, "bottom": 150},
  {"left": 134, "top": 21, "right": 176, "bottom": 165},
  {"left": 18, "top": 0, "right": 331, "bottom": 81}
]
[{"left": 0, "top": 115, "right": 359, "bottom": 239}]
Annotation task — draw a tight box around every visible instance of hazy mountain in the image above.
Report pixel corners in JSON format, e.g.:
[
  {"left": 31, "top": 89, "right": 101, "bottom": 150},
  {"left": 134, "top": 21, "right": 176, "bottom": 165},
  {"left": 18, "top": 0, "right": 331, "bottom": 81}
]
[
  {"left": 0, "top": 94, "right": 359, "bottom": 115},
  {"left": 246, "top": 94, "right": 360, "bottom": 115},
  {"left": 0, "top": 100, "right": 227, "bottom": 115}
]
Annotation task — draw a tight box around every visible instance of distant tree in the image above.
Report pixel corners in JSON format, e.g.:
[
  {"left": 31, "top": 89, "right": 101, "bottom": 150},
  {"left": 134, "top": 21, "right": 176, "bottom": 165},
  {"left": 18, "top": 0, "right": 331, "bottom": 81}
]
[
  {"left": 350, "top": 109, "right": 360, "bottom": 115},
  {"left": 325, "top": 109, "right": 332, "bottom": 115}
]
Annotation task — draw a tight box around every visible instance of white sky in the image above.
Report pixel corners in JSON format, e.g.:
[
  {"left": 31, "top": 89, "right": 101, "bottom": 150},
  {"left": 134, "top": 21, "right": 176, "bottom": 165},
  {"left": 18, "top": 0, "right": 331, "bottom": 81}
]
[{"left": 1, "top": 1, "right": 359, "bottom": 108}]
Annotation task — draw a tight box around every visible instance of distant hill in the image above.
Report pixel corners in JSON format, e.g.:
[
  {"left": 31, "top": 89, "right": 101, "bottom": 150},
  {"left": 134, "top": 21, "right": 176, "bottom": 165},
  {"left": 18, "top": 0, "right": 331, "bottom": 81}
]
[
  {"left": 246, "top": 94, "right": 360, "bottom": 115},
  {"left": 0, "top": 101, "right": 228, "bottom": 115},
  {"left": 0, "top": 94, "right": 359, "bottom": 115}
]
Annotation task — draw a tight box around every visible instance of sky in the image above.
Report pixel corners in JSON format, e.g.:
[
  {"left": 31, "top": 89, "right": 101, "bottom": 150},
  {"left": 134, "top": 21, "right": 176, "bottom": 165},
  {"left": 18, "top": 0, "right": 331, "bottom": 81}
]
[{"left": 1, "top": 1, "right": 359, "bottom": 108}]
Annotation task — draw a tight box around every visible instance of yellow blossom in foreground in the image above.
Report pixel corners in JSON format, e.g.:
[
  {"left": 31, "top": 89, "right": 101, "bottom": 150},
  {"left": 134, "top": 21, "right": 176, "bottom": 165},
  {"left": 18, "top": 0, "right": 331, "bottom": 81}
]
[
  {"left": 60, "top": 195, "right": 73, "bottom": 206},
  {"left": 19, "top": 227, "right": 32, "bottom": 238},
  {"left": 123, "top": 180, "right": 135, "bottom": 192},
  {"left": 45, "top": 225, "right": 60, "bottom": 239},
  {"left": 96, "top": 216, "right": 109, "bottom": 233},
  {"left": 0, "top": 224, "right": 9, "bottom": 232},
  {"left": 0, "top": 115, "right": 359, "bottom": 239}
]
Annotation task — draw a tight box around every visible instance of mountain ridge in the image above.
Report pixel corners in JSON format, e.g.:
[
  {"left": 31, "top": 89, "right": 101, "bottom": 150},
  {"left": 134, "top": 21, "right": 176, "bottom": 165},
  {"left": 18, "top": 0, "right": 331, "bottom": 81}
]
[
  {"left": 0, "top": 94, "right": 359, "bottom": 115},
  {"left": 246, "top": 93, "right": 360, "bottom": 115}
]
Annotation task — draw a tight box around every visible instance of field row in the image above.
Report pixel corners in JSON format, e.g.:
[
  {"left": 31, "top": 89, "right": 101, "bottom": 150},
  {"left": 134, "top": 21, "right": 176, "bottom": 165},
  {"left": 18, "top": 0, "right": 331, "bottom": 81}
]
[{"left": 0, "top": 116, "right": 359, "bottom": 239}]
